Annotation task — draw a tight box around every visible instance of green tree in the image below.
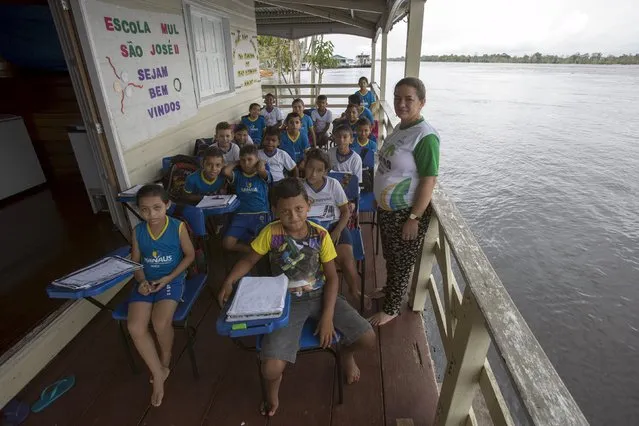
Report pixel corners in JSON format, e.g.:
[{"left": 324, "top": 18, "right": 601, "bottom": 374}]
[{"left": 307, "top": 36, "right": 337, "bottom": 94}]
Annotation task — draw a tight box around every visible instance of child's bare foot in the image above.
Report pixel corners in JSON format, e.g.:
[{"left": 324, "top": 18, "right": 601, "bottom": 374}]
[
  {"left": 368, "top": 288, "right": 386, "bottom": 299},
  {"left": 260, "top": 397, "right": 279, "bottom": 417},
  {"left": 149, "top": 361, "right": 170, "bottom": 384},
  {"left": 343, "top": 353, "right": 361, "bottom": 384},
  {"left": 368, "top": 312, "right": 398, "bottom": 326},
  {"left": 151, "top": 367, "right": 170, "bottom": 407}
]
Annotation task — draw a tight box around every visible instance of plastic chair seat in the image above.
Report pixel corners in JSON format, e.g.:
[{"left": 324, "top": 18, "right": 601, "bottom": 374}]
[{"left": 350, "top": 228, "right": 365, "bottom": 261}]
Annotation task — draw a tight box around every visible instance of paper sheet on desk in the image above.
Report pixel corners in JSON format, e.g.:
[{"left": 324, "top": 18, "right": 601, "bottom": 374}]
[
  {"left": 52, "top": 256, "right": 142, "bottom": 290},
  {"left": 197, "top": 194, "right": 237, "bottom": 208},
  {"left": 227, "top": 274, "right": 288, "bottom": 321}
]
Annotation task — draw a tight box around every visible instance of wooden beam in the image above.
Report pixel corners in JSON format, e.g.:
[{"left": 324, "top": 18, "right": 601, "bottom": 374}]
[
  {"left": 259, "top": 0, "right": 376, "bottom": 31},
  {"left": 265, "top": 0, "right": 386, "bottom": 14},
  {"left": 405, "top": 0, "right": 425, "bottom": 78},
  {"left": 257, "top": 22, "right": 374, "bottom": 40}
]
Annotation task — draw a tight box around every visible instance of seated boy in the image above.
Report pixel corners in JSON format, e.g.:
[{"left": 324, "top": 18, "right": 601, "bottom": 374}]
[
  {"left": 347, "top": 94, "right": 375, "bottom": 126},
  {"left": 303, "top": 148, "right": 368, "bottom": 307},
  {"left": 183, "top": 147, "right": 227, "bottom": 203},
  {"left": 212, "top": 121, "right": 240, "bottom": 163},
  {"left": 241, "top": 103, "right": 266, "bottom": 145},
  {"left": 218, "top": 178, "right": 375, "bottom": 417},
  {"left": 260, "top": 93, "right": 283, "bottom": 128},
  {"left": 310, "top": 95, "right": 332, "bottom": 148},
  {"left": 350, "top": 118, "right": 377, "bottom": 163},
  {"left": 291, "top": 98, "right": 317, "bottom": 147},
  {"left": 222, "top": 144, "right": 273, "bottom": 253},
  {"left": 328, "top": 125, "right": 363, "bottom": 186},
  {"left": 234, "top": 123, "right": 254, "bottom": 148},
  {"left": 279, "top": 112, "right": 310, "bottom": 164},
  {"left": 258, "top": 126, "right": 298, "bottom": 182}
]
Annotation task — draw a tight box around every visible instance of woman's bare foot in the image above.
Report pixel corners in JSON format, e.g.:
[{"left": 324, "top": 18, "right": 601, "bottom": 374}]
[
  {"left": 260, "top": 397, "right": 279, "bottom": 417},
  {"left": 368, "top": 312, "right": 398, "bottom": 326},
  {"left": 343, "top": 353, "right": 361, "bottom": 384},
  {"left": 151, "top": 367, "right": 170, "bottom": 407}
]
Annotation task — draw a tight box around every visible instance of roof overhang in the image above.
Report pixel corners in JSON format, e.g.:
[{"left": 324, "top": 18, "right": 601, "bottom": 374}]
[{"left": 255, "top": 0, "right": 409, "bottom": 40}]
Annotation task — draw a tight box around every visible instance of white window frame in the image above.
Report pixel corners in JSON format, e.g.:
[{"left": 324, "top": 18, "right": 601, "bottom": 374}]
[{"left": 183, "top": 2, "right": 235, "bottom": 105}]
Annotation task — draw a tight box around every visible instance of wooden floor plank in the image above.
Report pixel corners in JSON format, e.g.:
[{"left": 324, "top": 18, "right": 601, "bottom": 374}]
[{"left": 268, "top": 351, "right": 336, "bottom": 426}]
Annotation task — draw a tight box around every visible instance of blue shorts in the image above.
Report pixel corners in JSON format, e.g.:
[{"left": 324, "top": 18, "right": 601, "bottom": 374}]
[
  {"left": 329, "top": 223, "right": 353, "bottom": 246},
  {"left": 129, "top": 276, "right": 185, "bottom": 304},
  {"left": 225, "top": 212, "right": 271, "bottom": 243}
]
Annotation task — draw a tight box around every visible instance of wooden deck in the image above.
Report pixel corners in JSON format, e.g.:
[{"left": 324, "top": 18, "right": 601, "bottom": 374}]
[{"left": 13, "top": 224, "right": 438, "bottom": 426}]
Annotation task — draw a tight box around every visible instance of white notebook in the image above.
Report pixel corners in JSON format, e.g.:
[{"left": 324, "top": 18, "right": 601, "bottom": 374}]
[
  {"left": 197, "top": 194, "right": 237, "bottom": 209},
  {"left": 226, "top": 274, "right": 288, "bottom": 321},
  {"left": 52, "top": 256, "right": 142, "bottom": 290}
]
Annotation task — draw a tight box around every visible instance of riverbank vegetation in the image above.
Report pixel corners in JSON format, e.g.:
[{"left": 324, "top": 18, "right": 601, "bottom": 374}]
[{"left": 389, "top": 53, "right": 639, "bottom": 65}]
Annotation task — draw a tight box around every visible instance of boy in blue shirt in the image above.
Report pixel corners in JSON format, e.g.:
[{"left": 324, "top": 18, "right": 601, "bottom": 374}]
[
  {"left": 183, "top": 147, "right": 227, "bottom": 203},
  {"left": 291, "top": 98, "right": 317, "bottom": 147},
  {"left": 347, "top": 94, "right": 375, "bottom": 128},
  {"left": 279, "top": 112, "right": 310, "bottom": 164},
  {"left": 128, "top": 185, "right": 195, "bottom": 407},
  {"left": 351, "top": 118, "right": 377, "bottom": 167},
  {"left": 222, "top": 144, "right": 273, "bottom": 253},
  {"left": 241, "top": 103, "right": 266, "bottom": 145},
  {"left": 218, "top": 178, "right": 375, "bottom": 417}
]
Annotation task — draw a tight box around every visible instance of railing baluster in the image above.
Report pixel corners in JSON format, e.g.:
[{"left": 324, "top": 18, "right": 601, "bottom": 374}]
[
  {"left": 479, "top": 362, "right": 515, "bottom": 426},
  {"left": 435, "top": 286, "right": 491, "bottom": 426},
  {"left": 409, "top": 215, "right": 439, "bottom": 311}
]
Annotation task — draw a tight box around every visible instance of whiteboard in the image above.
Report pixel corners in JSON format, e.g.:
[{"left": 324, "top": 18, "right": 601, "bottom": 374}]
[{"left": 82, "top": 1, "right": 198, "bottom": 151}]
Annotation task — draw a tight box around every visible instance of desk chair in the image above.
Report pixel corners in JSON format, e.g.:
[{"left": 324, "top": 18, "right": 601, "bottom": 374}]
[{"left": 112, "top": 203, "right": 210, "bottom": 378}]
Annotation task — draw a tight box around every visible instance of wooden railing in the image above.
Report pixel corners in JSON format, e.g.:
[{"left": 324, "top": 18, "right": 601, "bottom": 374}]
[
  {"left": 261, "top": 83, "right": 366, "bottom": 110},
  {"left": 370, "top": 83, "right": 588, "bottom": 425}
]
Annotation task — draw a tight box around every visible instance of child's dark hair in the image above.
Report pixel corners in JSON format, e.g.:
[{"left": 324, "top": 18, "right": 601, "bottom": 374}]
[
  {"left": 333, "top": 125, "right": 353, "bottom": 138},
  {"left": 285, "top": 112, "right": 301, "bottom": 123},
  {"left": 203, "top": 147, "right": 224, "bottom": 161},
  {"left": 358, "top": 76, "right": 369, "bottom": 85},
  {"left": 304, "top": 148, "right": 331, "bottom": 170},
  {"left": 356, "top": 117, "right": 371, "bottom": 128},
  {"left": 239, "top": 144, "right": 258, "bottom": 157},
  {"left": 215, "top": 121, "right": 232, "bottom": 133},
  {"left": 265, "top": 92, "right": 275, "bottom": 100},
  {"left": 347, "top": 94, "right": 363, "bottom": 105},
  {"left": 270, "top": 178, "right": 309, "bottom": 208},
  {"left": 263, "top": 126, "right": 281, "bottom": 140},
  {"left": 346, "top": 103, "right": 359, "bottom": 112},
  {"left": 249, "top": 102, "right": 261, "bottom": 110},
  {"left": 136, "top": 184, "right": 169, "bottom": 206},
  {"left": 292, "top": 98, "right": 304, "bottom": 106},
  {"left": 234, "top": 123, "right": 249, "bottom": 133},
  {"left": 316, "top": 94, "right": 327, "bottom": 102}
]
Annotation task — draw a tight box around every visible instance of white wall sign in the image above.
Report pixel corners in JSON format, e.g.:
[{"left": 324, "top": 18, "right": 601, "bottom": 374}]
[
  {"left": 231, "top": 28, "right": 260, "bottom": 91},
  {"left": 83, "top": 1, "right": 198, "bottom": 150}
]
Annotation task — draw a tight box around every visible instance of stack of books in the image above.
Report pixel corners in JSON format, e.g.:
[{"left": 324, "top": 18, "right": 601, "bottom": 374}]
[
  {"left": 226, "top": 274, "right": 289, "bottom": 322},
  {"left": 197, "top": 194, "right": 237, "bottom": 209},
  {"left": 51, "top": 256, "right": 142, "bottom": 290}
]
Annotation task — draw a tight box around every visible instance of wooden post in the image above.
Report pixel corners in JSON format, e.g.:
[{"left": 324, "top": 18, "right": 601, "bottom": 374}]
[
  {"left": 370, "top": 38, "right": 377, "bottom": 84},
  {"left": 409, "top": 215, "right": 439, "bottom": 311},
  {"left": 380, "top": 31, "right": 388, "bottom": 101},
  {"left": 435, "top": 286, "right": 491, "bottom": 426},
  {"left": 405, "top": 0, "right": 425, "bottom": 78}
]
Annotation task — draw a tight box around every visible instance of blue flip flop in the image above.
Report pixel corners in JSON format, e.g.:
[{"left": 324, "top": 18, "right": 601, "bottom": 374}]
[
  {"left": 31, "top": 376, "right": 76, "bottom": 413},
  {"left": 2, "top": 399, "right": 29, "bottom": 425}
]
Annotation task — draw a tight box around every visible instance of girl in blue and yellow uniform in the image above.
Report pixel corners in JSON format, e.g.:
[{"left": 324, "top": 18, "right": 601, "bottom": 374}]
[{"left": 127, "top": 185, "right": 195, "bottom": 407}]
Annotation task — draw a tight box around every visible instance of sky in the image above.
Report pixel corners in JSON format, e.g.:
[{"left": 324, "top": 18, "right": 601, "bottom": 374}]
[{"left": 326, "top": 0, "right": 639, "bottom": 58}]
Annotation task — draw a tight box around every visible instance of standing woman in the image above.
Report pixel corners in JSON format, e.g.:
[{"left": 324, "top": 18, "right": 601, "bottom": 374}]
[
  {"left": 355, "top": 76, "right": 377, "bottom": 111},
  {"left": 369, "top": 77, "right": 439, "bottom": 326}
]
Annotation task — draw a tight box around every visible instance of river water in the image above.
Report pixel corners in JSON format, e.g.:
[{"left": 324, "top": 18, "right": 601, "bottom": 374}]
[{"left": 292, "top": 63, "right": 639, "bottom": 424}]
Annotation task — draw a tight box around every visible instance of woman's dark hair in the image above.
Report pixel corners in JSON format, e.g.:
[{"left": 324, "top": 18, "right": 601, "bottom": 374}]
[
  {"left": 347, "top": 94, "right": 362, "bottom": 105},
  {"left": 395, "top": 77, "right": 426, "bottom": 101},
  {"left": 136, "top": 184, "right": 169, "bottom": 206},
  {"left": 356, "top": 117, "right": 371, "bottom": 128},
  {"left": 285, "top": 112, "right": 301, "bottom": 123},
  {"left": 263, "top": 126, "right": 281, "bottom": 140},
  {"left": 239, "top": 144, "right": 258, "bottom": 157},
  {"left": 304, "top": 147, "right": 331, "bottom": 170},
  {"left": 332, "top": 125, "right": 353, "bottom": 139},
  {"left": 249, "top": 102, "right": 261, "bottom": 110},
  {"left": 358, "top": 76, "right": 369, "bottom": 84},
  {"left": 234, "top": 123, "right": 249, "bottom": 133},
  {"left": 202, "top": 147, "right": 224, "bottom": 161},
  {"left": 270, "top": 178, "right": 309, "bottom": 207}
]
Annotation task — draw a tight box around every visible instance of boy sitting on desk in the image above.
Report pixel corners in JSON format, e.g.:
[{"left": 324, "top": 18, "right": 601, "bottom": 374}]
[
  {"left": 222, "top": 144, "right": 273, "bottom": 254},
  {"left": 218, "top": 178, "right": 375, "bottom": 417}
]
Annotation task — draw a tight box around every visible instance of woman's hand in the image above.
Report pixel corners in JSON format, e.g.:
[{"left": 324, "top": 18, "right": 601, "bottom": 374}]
[{"left": 402, "top": 218, "right": 419, "bottom": 241}]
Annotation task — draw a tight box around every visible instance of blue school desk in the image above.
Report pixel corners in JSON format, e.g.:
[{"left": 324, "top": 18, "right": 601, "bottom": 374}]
[{"left": 216, "top": 292, "right": 291, "bottom": 338}]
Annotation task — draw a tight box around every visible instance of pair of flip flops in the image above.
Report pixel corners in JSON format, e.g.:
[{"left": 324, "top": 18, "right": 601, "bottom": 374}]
[{"left": 2, "top": 375, "right": 76, "bottom": 425}]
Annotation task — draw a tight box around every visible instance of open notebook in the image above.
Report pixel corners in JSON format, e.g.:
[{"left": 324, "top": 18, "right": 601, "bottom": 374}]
[
  {"left": 226, "top": 274, "right": 289, "bottom": 322},
  {"left": 52, "top": 256, "right": 142, "bottom": 290},
  {"left": 197, "top": 194, "right": 237, "bottom": 209}
]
